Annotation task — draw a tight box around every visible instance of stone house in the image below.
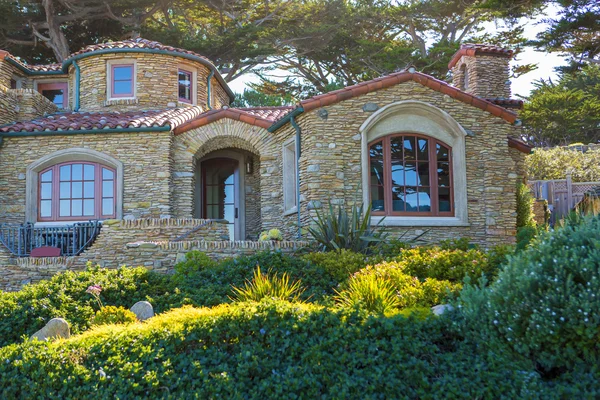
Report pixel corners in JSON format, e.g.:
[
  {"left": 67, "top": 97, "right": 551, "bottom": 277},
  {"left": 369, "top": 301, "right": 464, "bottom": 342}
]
[{"left": 0, "top": 39, "right": 530, "bottom": 289}]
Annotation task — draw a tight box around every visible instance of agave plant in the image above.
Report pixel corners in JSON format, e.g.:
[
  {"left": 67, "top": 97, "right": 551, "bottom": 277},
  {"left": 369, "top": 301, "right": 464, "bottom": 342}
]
[{"left": 306, "top": 201, "right": 387, "bottom": 254}]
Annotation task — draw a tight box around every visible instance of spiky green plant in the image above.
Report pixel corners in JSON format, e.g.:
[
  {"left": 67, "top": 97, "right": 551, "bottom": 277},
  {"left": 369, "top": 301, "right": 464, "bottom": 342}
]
[
  {"left": 306, "top": 201, "right": 387, "bottom": 253},
  {"left": 334, "top": 274, "right": 400, "bottom": 314},
  {"left": 229, "top": 266, "right": 305, "bottom": 302}
]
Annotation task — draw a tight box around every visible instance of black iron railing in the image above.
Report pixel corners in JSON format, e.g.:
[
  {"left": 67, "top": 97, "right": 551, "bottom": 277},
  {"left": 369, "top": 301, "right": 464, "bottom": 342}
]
[{"left": 0, "top": 221, "right": 101, "bottom": 257}]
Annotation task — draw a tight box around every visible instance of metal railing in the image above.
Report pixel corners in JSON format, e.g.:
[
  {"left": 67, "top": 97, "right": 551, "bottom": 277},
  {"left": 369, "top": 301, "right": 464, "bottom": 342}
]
[{"left": 0, "top": 221, "right": 101, "bottom": 257}]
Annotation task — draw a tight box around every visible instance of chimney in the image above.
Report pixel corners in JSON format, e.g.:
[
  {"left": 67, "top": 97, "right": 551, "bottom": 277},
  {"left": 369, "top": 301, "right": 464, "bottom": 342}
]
[{"left": 449, "top": 44, "right": 513, "bottom": 99}]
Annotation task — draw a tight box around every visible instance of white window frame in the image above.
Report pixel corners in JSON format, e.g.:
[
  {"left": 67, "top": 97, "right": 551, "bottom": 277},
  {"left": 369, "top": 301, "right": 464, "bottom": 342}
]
[
  {"left": 177, "top": 64, "right": 198, "bottom": 106},
  {"left": 283, "top": 137, "right": 298, "bottom": 215},
  {"left": 106, "top": 59, "right": 137, "bottom": 101}
]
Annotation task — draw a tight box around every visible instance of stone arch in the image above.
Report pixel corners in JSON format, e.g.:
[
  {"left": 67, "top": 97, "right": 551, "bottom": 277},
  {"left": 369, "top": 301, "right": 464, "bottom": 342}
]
[
  {"left": 359, "top": 100, "right": 469, "bottom": 226},
  {"left": 26, "top": 148, "right": 124, "bottom": 222}
]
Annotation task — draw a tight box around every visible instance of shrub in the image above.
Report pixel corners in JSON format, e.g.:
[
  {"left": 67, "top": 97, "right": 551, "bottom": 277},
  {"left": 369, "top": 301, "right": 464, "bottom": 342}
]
[
  {"left": 526, "top": 146, "right": 600, "bottom": 182},
  {"left": 378, "top": 238, "right": 411, "bottom": 258},
  {"left": 517, "top": 182, "right": 536, "bottom": 229},
  {"left": 307, "top": 201, "right": 387, "bottom": 253},
  {"left": 302, "top": 249, "right": 367, "bottom": 282},
  {"left": 259, "top": 229, "right": 284, "bottom": 241},
  {"left": 458, "top": 216, "right": 600, "bottom": 372},
  {"left": 334, "top": 273, "right": 400, "bottom": 314},
  {"left": 230, "top": 267, "right": 305, "bottom": 302},
  {"left": 516, "top": 225, "right": 538, "bottom": 251},
  {"left": 91, "top": 306, "right": 137, "bottom": 326},
  {"left": 172, "top": 251, "right": 218, "bottom": 282}
]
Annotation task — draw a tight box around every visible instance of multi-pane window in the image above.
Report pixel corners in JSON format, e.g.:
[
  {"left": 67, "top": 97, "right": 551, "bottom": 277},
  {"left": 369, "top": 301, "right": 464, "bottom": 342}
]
[
  {"left": 38, "top": 162, "right": 116, "bottom": 221},
  {"left": 283, "top": 139, "right": 297, "bottom": 212},
  {"left": 369, "top": 134, "right": 453, "bottom": 216},
  {"left": 111, "top": 64, "right": 134, "bottom": 98},
  {"left": 178, "top": 69, "right": 193, "bottom": 103}
]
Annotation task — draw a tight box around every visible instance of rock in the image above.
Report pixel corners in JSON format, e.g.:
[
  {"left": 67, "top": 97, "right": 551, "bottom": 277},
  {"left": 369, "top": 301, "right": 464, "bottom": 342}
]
[
  {"left": 130, "top": 301, "right": 154, "bottom": 321},
  {"left": 431, "top": 304, "right": 454, "bottom": 316},
  {"left": 30, "top": 318, "right": 70, "bottom": 341}
]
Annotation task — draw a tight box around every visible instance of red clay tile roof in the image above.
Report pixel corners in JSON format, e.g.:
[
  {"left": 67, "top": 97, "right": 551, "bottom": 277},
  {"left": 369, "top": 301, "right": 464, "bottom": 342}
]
[
  {"left": 508, "top": 136, "right": 532, "bottom": 154},
  {"left": 68, "top": 38, "right": 213, "bottom": 63},
  {"left": 448, "top": 43, "right": 514, "bottom": 69},
  {"left": 0, "top": 50, "right": 63, "bottom": 73},
  {"left": 485, "top": 98, "right": 524, "bottom": 110},
  {"left": 299, "top": 70, "right": 519, "bottom": 124},
  {"left": 174, "top": 107, "right": 293, "bottom": 134},
  {"left": 0, "top": 107, "right": 205, "bottom": 133}
]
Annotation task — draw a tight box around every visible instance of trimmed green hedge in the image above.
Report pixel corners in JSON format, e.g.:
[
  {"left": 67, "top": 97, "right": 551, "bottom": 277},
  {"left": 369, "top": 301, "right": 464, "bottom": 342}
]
[{"left": 0, "top": 301, "right": 554, "bottom": 399}]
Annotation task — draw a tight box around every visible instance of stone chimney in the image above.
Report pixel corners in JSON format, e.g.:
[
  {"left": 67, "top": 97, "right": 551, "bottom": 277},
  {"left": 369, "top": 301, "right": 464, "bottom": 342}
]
[{"left": 449, "top": 44, "right": 513, "bottom": 99}]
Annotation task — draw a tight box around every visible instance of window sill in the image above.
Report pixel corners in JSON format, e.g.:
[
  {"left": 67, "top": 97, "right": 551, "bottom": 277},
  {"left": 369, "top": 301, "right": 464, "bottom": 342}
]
[
  {"left": 283, "top": 207, "right": 298, "bottom": 217},
  {"left": 35, "top": 220, "right": 105, "bottom": 227},
  {"left": 178, "top": 100, "right": 195, "bottom": 106},
  {"left": 104, "top": 98, "right": 138, "bottom": 106},
  {"left": 371, "top": 216, "right": 469, "bottom": 227}
]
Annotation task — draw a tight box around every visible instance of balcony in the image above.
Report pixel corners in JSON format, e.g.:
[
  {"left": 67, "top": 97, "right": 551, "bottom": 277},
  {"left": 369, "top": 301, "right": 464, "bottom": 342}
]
[{"left": 0, "top": 221, "right": 101, "bottom": 257}]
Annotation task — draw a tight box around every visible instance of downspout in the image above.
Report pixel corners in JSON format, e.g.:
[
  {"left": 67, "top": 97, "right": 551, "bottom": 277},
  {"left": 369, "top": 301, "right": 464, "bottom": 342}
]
[
  {"left": 72, "top": 60, "right": 81, "bottom": 112},
  {"left": 290, "top": 116, "right": 302, "bottom": 239},
  {"left": 207, "top": 70, "right": 214, "bottom": 110}
]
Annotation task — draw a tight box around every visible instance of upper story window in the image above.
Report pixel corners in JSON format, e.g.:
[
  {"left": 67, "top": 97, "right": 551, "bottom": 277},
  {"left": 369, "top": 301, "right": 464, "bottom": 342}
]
[
  {"left": 38, "top": 162, "right": 116, "bottom": 222},
  {"left": 111, "top": 64, "right": 134, "bottom": 98},
  {"left": 369, "top": 134, "right": 453, "bottom": 216},
  {"left": 38, "top": 82, "right": 68, "bottom": 109},
  {"left": 178, "top": 69, "right": 193, "bottom": 103}
]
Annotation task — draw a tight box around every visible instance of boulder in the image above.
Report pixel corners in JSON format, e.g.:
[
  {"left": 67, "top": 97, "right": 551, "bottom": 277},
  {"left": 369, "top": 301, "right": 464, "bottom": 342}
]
[
  {"left": 130, "top": 301, "right": 154, "bottom": 321},
  {"left": 30, "top": 318, "right": 70, "bottom": 341},
  {"left": 431, "top": 304, "right": 454, "bottom": 316}
]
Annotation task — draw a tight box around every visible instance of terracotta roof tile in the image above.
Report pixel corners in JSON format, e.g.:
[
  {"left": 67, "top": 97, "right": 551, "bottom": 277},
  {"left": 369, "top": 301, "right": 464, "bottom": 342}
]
[
  {"left": 299, "top": 70, "right": 519, "bottom": 124},
  {"left": 173, "top": 106, "right": 291, "bottom": 134},
  {"left": 0, "top": 51, "right": 63, "bottom": 73},
  {"left": 0, "top": 107, "right": 205, "bottom": 133},
  {"left": 448, "top": 43, "right": 514, "bottom": 69},
  {"left": 508, "top": 136, "right": 532, "bottom": 154},
  {"left": 235, "top": 106, "right": 294, "bottom": 122}
]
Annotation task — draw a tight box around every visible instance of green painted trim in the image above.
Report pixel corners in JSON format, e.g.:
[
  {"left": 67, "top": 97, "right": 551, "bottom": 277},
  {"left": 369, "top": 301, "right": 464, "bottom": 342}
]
[
  {"left": 267, "top": 107, "right": 304, "bottom": 132},
  {"left": 72, "top": 60, "right": 81, "bottom": 111},
  {"left": 5, "top": 58, "right": 64, "bottom": 76},
  {"left": 0, "top": 126, "right": 171, "bottom": 138},
  {"left": 62, "top": 48, "right": 235, "bottom": 102},
  {"left": 207, "top": 70, "right": 214, "bottom": 110}
]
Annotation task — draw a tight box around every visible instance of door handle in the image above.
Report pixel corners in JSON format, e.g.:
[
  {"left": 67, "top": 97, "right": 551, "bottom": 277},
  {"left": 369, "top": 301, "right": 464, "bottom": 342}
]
[{"left": 235, "top": 208, "right": 238, "bottom": 219}]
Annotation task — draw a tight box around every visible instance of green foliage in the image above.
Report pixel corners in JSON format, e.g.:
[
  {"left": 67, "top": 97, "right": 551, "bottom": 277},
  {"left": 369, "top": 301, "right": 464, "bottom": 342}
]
[
  {"left": 91, "top": 306, "right": 137, "bottom": 326},
  {"left": 527, "top": 146, "right": 600, "bottom": 182},
  {"left": 0, "top": 300, "right": 560, "bottom": 398},
  {"left": 302, "top": 249, "right": 367, "bottom": 282},
  {"left": 378, "top": 238, "right": 411, "bottom": 258},
  {"left": 458, "top": 216, "right": 600, "bottom": 373},
  {"left": 335, "top": 273, "right": 400, "bottom": 314},
  {"left": 259, "top": 229, "right": 283, "bottom": 241},
  {"left": 172, "top": 251, "right": 218, "bottom": 283},
  {"left": 517, "top": 182, "right": 536, "bottom": 229},
  {"left": 232, "top": 88, "right": 295, "bottom": 107},
  {"left": 307, "top": 202, "right": 387, "bottom": 253},
  {"left": 230, "top": 267, "right": 305, "bottom": 303},
  {"left": 516, "top": 225, "right": 539, "bottom": 251}
]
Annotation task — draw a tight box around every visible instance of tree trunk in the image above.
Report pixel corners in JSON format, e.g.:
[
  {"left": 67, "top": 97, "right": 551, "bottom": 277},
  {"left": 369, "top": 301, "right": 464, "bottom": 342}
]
[{"left": 41, "top": 0, "right": 71, "bottom": 62}]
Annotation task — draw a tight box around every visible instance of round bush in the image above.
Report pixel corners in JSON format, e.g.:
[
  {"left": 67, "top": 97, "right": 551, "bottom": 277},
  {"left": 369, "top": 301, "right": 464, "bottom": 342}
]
[{"left": 92, "top": 306, "right": 137, "bottom": 326}]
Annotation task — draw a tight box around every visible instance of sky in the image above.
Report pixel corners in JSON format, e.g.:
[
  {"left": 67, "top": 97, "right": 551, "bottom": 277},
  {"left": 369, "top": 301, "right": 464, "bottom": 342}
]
[{"left": 228, "top": 4, "right": 565, "bottom": 99}]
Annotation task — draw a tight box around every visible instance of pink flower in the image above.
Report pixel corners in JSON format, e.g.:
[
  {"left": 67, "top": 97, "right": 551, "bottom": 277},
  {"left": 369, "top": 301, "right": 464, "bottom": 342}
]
[{"left": 86, "top": 285, "right": 102, "bottom": 296}]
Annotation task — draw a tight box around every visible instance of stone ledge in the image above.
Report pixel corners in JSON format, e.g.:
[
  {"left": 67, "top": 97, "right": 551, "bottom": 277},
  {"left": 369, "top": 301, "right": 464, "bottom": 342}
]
[
  {"left": 127, "top": 240, "right": 311, "bottom": 251},
  {"left": 106, "top": 217, "right": 224, "bottom": 228}
]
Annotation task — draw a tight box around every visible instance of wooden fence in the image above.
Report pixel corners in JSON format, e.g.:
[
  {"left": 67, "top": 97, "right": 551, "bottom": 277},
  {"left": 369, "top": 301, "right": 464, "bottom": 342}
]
[{"left": 528, "top": 174, "right": 600, "bottom": 225}]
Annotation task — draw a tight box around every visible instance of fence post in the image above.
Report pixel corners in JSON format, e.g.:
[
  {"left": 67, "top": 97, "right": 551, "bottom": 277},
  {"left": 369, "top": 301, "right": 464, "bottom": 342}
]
[{"left": 566, "top": 172, "right": 573, "bottom": 210}]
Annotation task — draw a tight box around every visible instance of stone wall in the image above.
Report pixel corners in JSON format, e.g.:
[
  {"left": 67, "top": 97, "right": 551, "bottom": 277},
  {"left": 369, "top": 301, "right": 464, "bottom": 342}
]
[
  {"left": 0, "top": 88, "right": 57, "bottom": 125},
  {"left": 451, "top": 55, "right": 511, "bottom": 98},
  {"left": 0, "top": 59, "right": 28, "bottom": 90},
  {"left": 0, "top": 131, "right": 172, "bottom": 222},
  {"left": 211, "top": 76, "right": 230, "bottom": 109}
]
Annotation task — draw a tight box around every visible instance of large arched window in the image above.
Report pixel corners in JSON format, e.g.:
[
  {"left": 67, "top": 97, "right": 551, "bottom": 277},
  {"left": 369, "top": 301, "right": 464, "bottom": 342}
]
[
  {"left": 369, "top": 134, "right": 453, "bottom": 216},
  {"left": 38, "top": 162, "right": 116, "bottom": 221}
]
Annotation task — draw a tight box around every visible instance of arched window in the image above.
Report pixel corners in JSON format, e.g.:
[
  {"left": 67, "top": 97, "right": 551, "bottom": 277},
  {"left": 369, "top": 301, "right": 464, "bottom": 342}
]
[
  {"left": 38, "top": 162, "right": 116, "bottom": 221},
  {"left": 369, "top": 134, "right": 453, "bottom": 216}
]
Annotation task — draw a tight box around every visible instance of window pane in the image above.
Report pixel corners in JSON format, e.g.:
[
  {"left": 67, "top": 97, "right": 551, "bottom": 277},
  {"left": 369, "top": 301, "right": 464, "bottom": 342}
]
[
  {"left": 84, "top": 164, "right": 95, "bottom": 180},
  {"left": 41, "top": 170, "right": 52, "bottom": 182},
  {"left": 390, "top": 137, "right": 403, "bottom": 161},
  {"left": 103, "top": 168, "right": 114, "bottom": 180},
  {"left": 404, "top": 137, "right": 416, "bottom": 160},
  {"left": 60, "top": 200, "right": 70, "bottom": 216},
  {"left": 113, "top": 66, "right": 132, "bottom": 81},
  {"left": 405, "top": 186, "right": 418, "bottom": 211},
  {"left": 114, "top": 80, "right": 132, "bottom": 95},
  {"left": 102, "top": 198, "right": 114, "bottom": 216},
  {"left": 437, "top": 144, "right": 449, "bottom": 161},
  {"left": 391, "top": 186, "right": 405, "bottom": 212},
  {"left": 417, "top": 138, "right": 429, "bottom": 160},
  {"left": 60, "top": 165, "right": 71, "bottom": 181},
  {"left": 60, "top": 182, "right": 71, "bottom": 199},
  {"left": 41, "top": 183, "right": 52, "bottom": 200},
  {"left": 371, "top": 185, "right": 385, "bottom": 212},
  {"left": 178, "top": 71, "right": 192, "bottom": 100},
  {"left": 417, "top": 162, "right": 429, "bottom": 186},
  {"left": 41, "top": 90, "right": 64, "bottom": 107},
  {"left": 72, "top": 199, "right": 83, "bottom": 216},
  {"left": 40, "top": 200, "right": 52, "bottom": 217},
  {"left": 72, "top": 182, "right": 83, "bottom": 198},
  {"left": 83, "top": 199, "right": 95, "bottom": 216},
  {"left": 391, "top": 161, "right": 405, "bottom": 186},
  {"left": 438, "top": 162, "right": 450, "bottom": 187},
  {"left": 439, "top": 187, "right": 451, "bottom": 212},
  {"left": 72, "top": 164, "right": 83, "bottom": 180},
  {"left": 404, "top": 162, "right": 417, "bottom": 186},
  {"left": 370, "top": 158, "right": 384, "bottom": 186},
  {"left": 369, "top": 141, "right": 383, "bottom": 158},
  {"left": 83, "top": 182, "right": 95, "bottom": 198},
  {"left": 418, "top": 188, "right": 431, "bottom": 212},
  {"left": 102, "top": 181, "right": 114, "bottom": 198}
]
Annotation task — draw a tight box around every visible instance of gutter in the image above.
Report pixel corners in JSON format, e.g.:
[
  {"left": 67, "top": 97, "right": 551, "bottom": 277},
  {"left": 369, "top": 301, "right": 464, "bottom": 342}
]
[
  {"left": 207, "top": 70, "right": 214, "bottom": 110},
  {"left": 72, "top": 60, "right": 81, "bottom": 111},
  {"left": 267, "top": 107, "right": 304, "bottom": 133},
  {"left": 290, "top": 115, "right": 302, "bottom": 239}
]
